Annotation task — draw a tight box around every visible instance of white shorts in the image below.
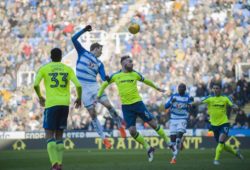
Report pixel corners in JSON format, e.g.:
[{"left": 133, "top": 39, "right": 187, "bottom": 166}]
[
  {"left": 81, "top": 83, "right": 107, "bottom": 108},
  {"left": 169, "top": 119, "right": 187, "bottom": 135}
]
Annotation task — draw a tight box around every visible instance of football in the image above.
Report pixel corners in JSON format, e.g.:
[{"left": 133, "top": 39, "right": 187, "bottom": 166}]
[{"left": 128, "top": 23, "right": 140, "bottom": 34}]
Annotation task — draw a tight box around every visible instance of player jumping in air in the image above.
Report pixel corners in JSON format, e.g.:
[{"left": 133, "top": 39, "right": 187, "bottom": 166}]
[
  {"left": 34, "top": 48, "right": 82, "bottom": 170},
  {"left": 72, "top": 25, "right": 126, "bottom": 149},
  {"left": 97, "top": 55, "right": 172, "bottom": 162}
]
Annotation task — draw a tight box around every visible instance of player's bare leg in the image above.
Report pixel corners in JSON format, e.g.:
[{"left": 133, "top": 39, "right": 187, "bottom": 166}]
[
  {"left": 87, "top": 106, "right": 112, "bottom": 149},
  {"left": 99, "top": 97, "right": 126, "bottom": 138}
]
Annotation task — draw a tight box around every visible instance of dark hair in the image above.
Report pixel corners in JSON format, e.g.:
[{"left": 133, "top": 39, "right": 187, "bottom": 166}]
[
  {"left": 120, "top": 55, "right": 130, "bottom": 64},
  {"left": 212, "top": 83, "right": 222, "bottom": 89},
  {"left": 178, "top": 83, "right": 186, "bottom": 90},
  {"left": 90, "top": 43, "right": 103, "bottom": 51},
  {"left": 50, "top": 48, "right": 62, "bottom": 62}
]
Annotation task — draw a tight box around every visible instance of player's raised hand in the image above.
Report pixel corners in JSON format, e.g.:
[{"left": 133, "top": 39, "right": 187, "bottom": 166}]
[
  {"left": 232, "top": 104, "right": 239, "bottom": 111},
  {"left": 74, "top": 98, "right": 82, "bottom": 109},
  {"left": 156, "top": 87, "right": 166, "bottom": 93},
  {"left": 39, "top": 96, "right": 45, "bottom": 107},
  {"left": 105, "top": 75, "right": 110, "bottom": 82},
  {"left": 84, "top": 25, "right": 92, "bottom": 32}
]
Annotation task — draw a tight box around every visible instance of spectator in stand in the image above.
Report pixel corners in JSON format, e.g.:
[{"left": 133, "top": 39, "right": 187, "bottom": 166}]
[
  {"left": 247, "top": 113, "right": 250, "bottom": 128},
  {"left": 187, "top": 114, "right": 197, "bottom": 129},
  {"left": 103, "top": 117, "right": 114, "bottom": 133},
  {"left": 236, "top": 76, "right": 249, "bottom": 105},
  {"left": 196, "top": 81, "right": 209, "bottom": 97},
  {"left": 195, "top": 113, "right": 208, "bottom": 129},
  {"left": 233, "top": 109, "right": 248, "bottom": 129}
]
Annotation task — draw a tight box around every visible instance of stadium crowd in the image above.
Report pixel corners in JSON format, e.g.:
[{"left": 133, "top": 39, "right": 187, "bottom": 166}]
[{"left": 0, "top": 0, "right": 250, "bottom": 131}]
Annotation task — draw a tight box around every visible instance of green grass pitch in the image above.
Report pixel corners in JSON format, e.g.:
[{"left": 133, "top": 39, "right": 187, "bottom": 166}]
[{"left": 0, "top": 149, "right": 249, "bottom": 170}]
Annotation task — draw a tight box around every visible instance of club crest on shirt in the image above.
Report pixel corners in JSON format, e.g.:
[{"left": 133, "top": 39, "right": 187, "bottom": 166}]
[
  {"left": 88, "top": 62, "right": 95, "bottom": 68},
  {"left": 173, "top": 103, "right": 186, "bottom": 109}
]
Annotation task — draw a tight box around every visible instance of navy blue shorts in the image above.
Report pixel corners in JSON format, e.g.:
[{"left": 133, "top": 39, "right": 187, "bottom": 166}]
[
  {"left": 43, "top": 106, "right": 69, "bottom": 130},
  {"left": 210, "top": 123, "right": 230, "bottom": 143},
  {"left": 122, "top": 101, "right": 155, "bottom": 128}
]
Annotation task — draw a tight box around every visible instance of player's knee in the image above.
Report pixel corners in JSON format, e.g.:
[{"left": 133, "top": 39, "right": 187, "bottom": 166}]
[
  {"left": 148, "top": 120, "right": 158, "bottom": 129},
  {"left": 45, "top": 134, "right": 54, "bottom": 139},
  {"left": 219, "top": 141, "right": 225, "bottom": 144},
  {"left": 219, "top": 133, "right": 227, "bottom": 142},
  {"left": 90, "top": 114, "right": 97, "bottom": 119},
  {"left": 218, "top": 137, "right": 226, "bottom": 143},
  {"left": 177, "top": 132, "right": 184, "bottom": 138},
  {"left": 88, "top": 111, "right": 97, "bottom": 119},
  {"left": 151, "top": 124, "right": 158, "bottom": 130},
  {"left": 129, "top": 127, "right": 137, "bottom": 136},
  {"left": 87, "top": 108, "right": 97, "bottom": 119},
  {"left": 45, "top": 130, "right": 55, "bottom": 139},
  {"left": 99, "top": 96, "right": 109, "bottom": 105}
]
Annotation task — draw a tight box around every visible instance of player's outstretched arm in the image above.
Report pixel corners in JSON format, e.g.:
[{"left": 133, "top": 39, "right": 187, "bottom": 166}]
[
  {"left": 69, "top": 68, "right": 82, "bottom": 108},
  {"left": 191, "top": 97, "right": 203, "bottom": 106},
  {"left": 228, "top": 96, "right": 238, "bottom": 111},
  {"left": 231, "top": 104, "right": 239, "bottom": 110},
  {"left": 143, "top": 79, "right": 165, "bottom": 92},
  {"left": 165, "top": 95, "right": 174, "bottom": 109},
  {"left": 97, "top": 81, "right": 109, "bottom": 98},
  {"left": 71, "top": 25, "right": 92, "bottom": 54}
]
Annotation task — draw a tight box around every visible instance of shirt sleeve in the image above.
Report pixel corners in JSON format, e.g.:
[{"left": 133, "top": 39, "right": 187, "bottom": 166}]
[
  {"left": 134, "top": 71, "right": 157, "bottom": 89},
  {"left": 98, "top": 62, "right": 106, "bottom": 81},
  {"left": 108, "top": 73, "right": 116, "bottom": 83},
  {"left": 97, "top": 81, "right": 109, "bottom": 97},
  {"left": 202, "top": 96, "right": 210, "bottom": 104},
  {"left": 143, "top": 79, "right": 158, "bottom": 89},
  {"left": 71, "top": 28, "right": 88, "bottom": 55},
  {"left": 97, "top": 73, "right": 116, "bottom": 97},
  {"left": 34, "top": 68, "right": 43, "bottom": 87},
  {"left": 165, "top": 96, "right": 173, "bottom": 109},
  {"left": 134, "top": 70, "right": 145, "bottom": 81},
  {"left": 226, "top": 96, "right": 233, "bottom": 106},
  {"left": 133, "top": 71, "right": 157, "bottom": 89}
]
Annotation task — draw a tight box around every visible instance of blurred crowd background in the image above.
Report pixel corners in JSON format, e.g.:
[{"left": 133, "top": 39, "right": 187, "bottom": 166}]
[{"left": 0, "top": 0, "right": 250, "bottom": 132}]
